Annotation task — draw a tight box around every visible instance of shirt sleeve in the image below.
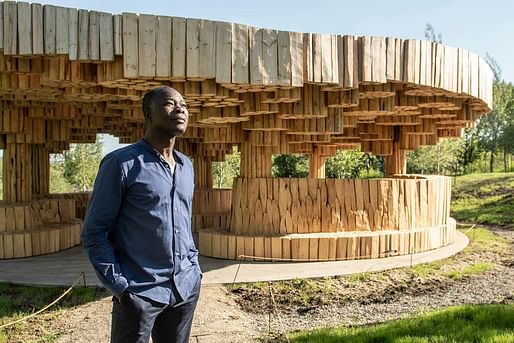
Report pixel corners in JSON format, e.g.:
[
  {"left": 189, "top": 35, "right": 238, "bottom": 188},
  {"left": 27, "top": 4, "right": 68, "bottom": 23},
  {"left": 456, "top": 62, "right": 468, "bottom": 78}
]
[
  {"left": 81, "top": 153, "right": 128, "bottom": 298},
  {"left": 188, "top": 164, "right": 202, "bottom": 274}
]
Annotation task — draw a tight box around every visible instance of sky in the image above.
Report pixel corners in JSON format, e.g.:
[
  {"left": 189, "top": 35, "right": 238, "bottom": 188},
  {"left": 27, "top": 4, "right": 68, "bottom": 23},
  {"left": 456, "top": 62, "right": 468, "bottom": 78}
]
[{"left": 37, "top": 0, "right": 514, "bottom": 154}]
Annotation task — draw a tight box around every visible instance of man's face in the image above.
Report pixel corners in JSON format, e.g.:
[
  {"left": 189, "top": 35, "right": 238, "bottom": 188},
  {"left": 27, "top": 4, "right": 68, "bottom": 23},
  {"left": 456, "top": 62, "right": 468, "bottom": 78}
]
[{"left": 147, "top": 87, "right": 189, "bottom": 136}]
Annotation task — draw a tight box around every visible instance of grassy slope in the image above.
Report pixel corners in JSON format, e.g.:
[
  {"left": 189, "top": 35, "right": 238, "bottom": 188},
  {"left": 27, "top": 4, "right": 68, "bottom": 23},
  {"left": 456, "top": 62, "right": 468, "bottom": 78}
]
[{"left": 451, "top": 172, "right": 514, "bottom": 227}]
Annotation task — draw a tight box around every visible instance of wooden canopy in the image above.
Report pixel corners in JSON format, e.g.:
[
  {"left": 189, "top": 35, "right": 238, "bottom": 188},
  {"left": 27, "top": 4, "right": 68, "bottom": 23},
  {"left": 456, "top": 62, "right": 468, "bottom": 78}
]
[{"left": 0, "top": 1, "right": 493, "bottom": 260}]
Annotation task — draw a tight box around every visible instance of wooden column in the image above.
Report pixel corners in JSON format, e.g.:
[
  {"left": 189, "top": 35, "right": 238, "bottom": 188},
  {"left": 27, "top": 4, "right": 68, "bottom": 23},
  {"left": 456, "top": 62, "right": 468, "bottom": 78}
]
[
  {"left": 193, "top": 157, "right": 213, "bottom": 189},
  {"left": 32, "top": 145, "right": 50, "bottom": 196},
  {"left": 3, "top": 138, "right": 33, "bottom": 202},
  {"left": 240, "top": 142, "right": 273, "bottom": 178},
  {"left": 309, "top": 147, "right": 326, "bottom": 178},
  {"left": 385, "top": 127, "right": 407, "bottom": 176}
]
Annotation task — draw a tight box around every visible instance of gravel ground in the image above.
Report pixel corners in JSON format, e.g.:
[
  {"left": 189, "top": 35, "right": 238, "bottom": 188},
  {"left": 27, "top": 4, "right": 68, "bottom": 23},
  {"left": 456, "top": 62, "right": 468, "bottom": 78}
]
[{"left": 40, "top": 228, "right": 514, "bottom": 343}]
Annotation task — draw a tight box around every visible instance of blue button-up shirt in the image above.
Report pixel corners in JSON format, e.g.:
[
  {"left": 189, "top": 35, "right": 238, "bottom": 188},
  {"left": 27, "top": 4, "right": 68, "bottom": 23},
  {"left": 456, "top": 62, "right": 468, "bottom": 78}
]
[{"left": 81, "top": 139, "right": 201, "bottom": 305}]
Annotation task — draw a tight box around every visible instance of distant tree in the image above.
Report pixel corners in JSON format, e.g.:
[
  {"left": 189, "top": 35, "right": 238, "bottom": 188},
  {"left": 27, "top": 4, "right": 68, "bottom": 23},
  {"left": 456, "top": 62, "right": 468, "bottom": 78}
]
[
  {"left": 63, "top": 140, "right": 103, "bottom": 191},
  {"left": 325, "top": 149, "right": 367, "bottom": 179},
  {"left": 272, "top": 154, "right": 309, "bottom": 178},
  {"left": 424, "top": 23, "right": 442, "bottom": 43},
  {"left": 212, "top": 151, "right": 240, "bottom": 188},
  {"left": 477, "top": 55, "right": 514, "bottom": 172},
  {"left": 407, "top": 138, "right": 466, "bottom": 175}
]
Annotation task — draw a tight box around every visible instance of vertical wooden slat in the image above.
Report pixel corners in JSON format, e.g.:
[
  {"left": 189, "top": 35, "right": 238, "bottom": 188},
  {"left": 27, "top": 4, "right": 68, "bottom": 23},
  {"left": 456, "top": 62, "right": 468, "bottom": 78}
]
[
  {"left": 31, "top": 3, "right": 43, "bottom": 55},
  {"left": 232, "top": 23, "right": 249, "bottom": 84},
  {"left": 215, "top": 21, "right": 232, "bottom": 84},
  {"left": 199, "top": 19, "right": 216, "bottom": 78},
  {"left": 290, "top": 31, "right": 303, "bottom": 87},
  {"left": 122, "top": 12, "right": 138, "bottom": 77},
  {"left": 55, "top": 6, "right": 69, "bottom": 54},
  {"left": 4, "top": 1, "right": 17, "bottom": 55},
  {"left": 262, "top": 28, "right": 278, "bottom": 85},
  {"left": 277, "top": 30, "right": 291, "bottom": 86},
  {"left": 68, "top": 8, "right": 78, "bottom": 60},
  {"left": 171, "top": 17, "right": 186, "bottom": 79},
  {"left": 113, "top": 14, "right": 122, "bottom": 56},
  {"left": 186, "top": 18, "right": 200, "bottom": 78},
  {"left": 88, "top": 10, "right": 100, "bottom": 60},
  {"left": 99, "top": 12, "right": 114, "bottom": 61},
  {"left": 43, "top": 5, "right": 56, "bottom": 55},
  {"left": 155, "top": 15, "right": 172, "bottom": 77},
  {"left": 249, "top": 26, "right": 263, "bottom": 85},
  {"left": 17, "top": 2, "right": 32, "bottom": 55},
  {"left": 77, "top": 9, "right": 89, "bottom": 60}
]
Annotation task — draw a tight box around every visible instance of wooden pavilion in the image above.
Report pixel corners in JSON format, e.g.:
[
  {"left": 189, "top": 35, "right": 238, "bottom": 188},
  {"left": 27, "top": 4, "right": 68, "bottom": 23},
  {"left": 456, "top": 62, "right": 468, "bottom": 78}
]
[{"left": 0, "top": 1, "right": 492, "bottom": 261}]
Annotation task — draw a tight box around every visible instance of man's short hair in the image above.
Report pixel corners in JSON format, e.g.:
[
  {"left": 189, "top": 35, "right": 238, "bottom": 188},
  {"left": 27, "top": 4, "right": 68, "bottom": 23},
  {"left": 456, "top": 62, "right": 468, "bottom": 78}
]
[{"left": 142, "top": 86, "right": 174, "bottom": 120}]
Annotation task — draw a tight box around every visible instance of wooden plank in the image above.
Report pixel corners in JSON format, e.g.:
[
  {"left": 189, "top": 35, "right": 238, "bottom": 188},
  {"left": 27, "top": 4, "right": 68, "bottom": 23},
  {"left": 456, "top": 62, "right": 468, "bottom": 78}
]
[
  {"left": 215, "top": 21, "right": 232, "bottom": 84},
  {"left": 138, "top": 14, "right": 157, "bottom": 77},
  {"left": 68, "top": 8, "right": 78, "bottom": 60},
  {"left": 31, "top": 3, "right": 43, "bottom": 55},
  {"left": 88, "top": 10, "right": 100, "bottom": 60},
  {"left": 55, "top": 6, "right": 69, "bottom": 54},
  {"left": 43, "top": 5, "right": 56, "bottom": 54},
  {"left": 199, "top": 19, "right": 216, "bottom": 78},
  {"left": 17, "top": 2, "right": 32, "bottom": 55},
  {"left": 232, "top": 23, "right": 249, "bottom": 84},
  {"left": 290, "top": 31, "right": 303, "bottom": 87},
  {"left": 0, "top": 2, "right": 3, "bottom": 50},
  {"left": 113, "top": 14, "right": 122, "bottom": 56},
  {"left": 3, "top": 1, "right": 17, "bottom": 55},
  {"left": 172, "top": 17, "right": 186, "bottom": 79},
  {"left": 99, "top": 12, "right": 114, "bottom": 61},
  {"left": 262, "top": 28, "right": 278, "bottom": 85},
  {"left": 249, "top": 26, "right": 263, "bottom": 84},
  {"left": 155, "top": 15, "right": 172, "bottom": 77},
  {"left": 303, "top": 33, "right": 313, "bottom": 82},
  {"left": 277, "top": 30, "right": 291, "bottom": 86},
  {"left": 122, "top": 12, "right": 138, "bottom": 77},
  {"left": 186, "top": 18, "right": 200, "bottom": 78},
  {"left": 78, "top": 10, "right": 89, "bottom": 60}
]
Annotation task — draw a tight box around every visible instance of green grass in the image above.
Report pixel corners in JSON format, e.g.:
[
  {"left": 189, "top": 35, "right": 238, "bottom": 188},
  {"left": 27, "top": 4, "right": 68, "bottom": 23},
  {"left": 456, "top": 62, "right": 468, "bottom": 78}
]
[
  {"left": 451, "top": 172, "right": 514, "bottom": 227},
  {"left": 288, "top": 304, "right": 514, "bottom": 343},
  {"left": 444, "top": 262, "right": 494, "bottom": 280},
  {"left": 0, "top": 284, "right": 101, "bottom": 343}
]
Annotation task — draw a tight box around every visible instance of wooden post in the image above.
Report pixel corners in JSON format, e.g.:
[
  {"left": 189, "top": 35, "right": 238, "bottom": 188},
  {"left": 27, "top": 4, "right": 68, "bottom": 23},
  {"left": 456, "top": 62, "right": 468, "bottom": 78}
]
[
  {"left": 4, "top": 138, "right": 33, "bottom": 202},
  {"left": 385, "top": 127, "right": 407, "bottom": 176},
  {"left": 32, "top": 145, "right": 50, "bottom": 196},
  {"left": 193, "top": 157, "right": 213, "bottom": 189},
  {"left": 309, "top": 146, "right": 326, "bottom": 178}
]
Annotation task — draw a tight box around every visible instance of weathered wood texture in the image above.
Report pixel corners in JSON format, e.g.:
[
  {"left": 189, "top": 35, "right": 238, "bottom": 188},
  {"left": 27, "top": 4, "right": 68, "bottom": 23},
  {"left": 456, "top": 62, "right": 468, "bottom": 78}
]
[
  {"left": 199, "top": 218, "right": 456, "bottom": 261},
  {"left": 230, "top": 175, "right": 451, "bottom": 235}
]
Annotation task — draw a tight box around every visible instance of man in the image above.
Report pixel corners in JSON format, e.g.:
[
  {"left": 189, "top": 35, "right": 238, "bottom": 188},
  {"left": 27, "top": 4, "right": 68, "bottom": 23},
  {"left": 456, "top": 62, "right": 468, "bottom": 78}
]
[{"left": 82, "top": 86, "right": 201, "bottom": 343}]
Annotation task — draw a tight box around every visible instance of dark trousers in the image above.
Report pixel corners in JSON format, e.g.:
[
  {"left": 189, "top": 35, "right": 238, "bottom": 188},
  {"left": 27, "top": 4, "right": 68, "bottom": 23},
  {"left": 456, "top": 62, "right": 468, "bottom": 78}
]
[{"left": 111, "top": 281, "right": 200, "bottom": 343}]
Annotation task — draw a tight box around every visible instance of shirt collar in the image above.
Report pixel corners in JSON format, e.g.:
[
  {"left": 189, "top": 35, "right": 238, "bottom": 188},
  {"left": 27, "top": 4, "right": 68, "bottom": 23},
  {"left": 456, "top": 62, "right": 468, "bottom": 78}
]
[{"left": 138, "top": 139, "right": 184, "bottom": 166}]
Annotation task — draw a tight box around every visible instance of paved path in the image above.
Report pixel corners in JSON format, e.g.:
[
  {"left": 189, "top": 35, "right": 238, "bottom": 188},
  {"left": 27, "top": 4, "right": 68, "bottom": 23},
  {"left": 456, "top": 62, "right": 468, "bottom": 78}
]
[{"left": 0, "top": 232, "right": 468, "bottom": 286}]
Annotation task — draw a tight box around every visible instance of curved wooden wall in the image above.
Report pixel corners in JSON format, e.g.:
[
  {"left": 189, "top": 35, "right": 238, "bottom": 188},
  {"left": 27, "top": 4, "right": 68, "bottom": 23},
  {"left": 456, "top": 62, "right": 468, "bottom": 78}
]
[
  {"left": 200, "top": 219, "right": 456, "bottom": 261},
  {"left": 0, "top": 199, "right": 81, "bottom": 258},
  {"left": 230, "top": 175, "right": 451, "bottom": 235}
]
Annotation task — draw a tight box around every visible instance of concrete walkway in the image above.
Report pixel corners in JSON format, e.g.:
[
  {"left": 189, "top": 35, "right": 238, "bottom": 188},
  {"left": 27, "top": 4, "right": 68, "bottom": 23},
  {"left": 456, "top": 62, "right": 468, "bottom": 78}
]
[{"left": 0, "top": 232, "right": 468, "bottom": 287}]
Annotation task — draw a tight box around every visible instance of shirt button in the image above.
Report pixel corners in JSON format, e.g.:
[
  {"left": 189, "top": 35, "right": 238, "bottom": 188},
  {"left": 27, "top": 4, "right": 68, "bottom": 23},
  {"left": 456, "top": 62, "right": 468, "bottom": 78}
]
[
  {"left": 174, "top": 207, "right": 178, "bottom": 211},
  {"left": 175, "top": 230, "right": 179, "bottom": 234},
  {"left": 175, "top": 252, "right": 180, "bottom": 256}
]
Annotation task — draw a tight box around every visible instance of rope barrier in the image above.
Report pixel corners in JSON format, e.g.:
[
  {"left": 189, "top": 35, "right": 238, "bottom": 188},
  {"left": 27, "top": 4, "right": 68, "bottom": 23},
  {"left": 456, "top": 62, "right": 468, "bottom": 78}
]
[{"left": 0, "top": 272, "right": 86, "bottom": 330}]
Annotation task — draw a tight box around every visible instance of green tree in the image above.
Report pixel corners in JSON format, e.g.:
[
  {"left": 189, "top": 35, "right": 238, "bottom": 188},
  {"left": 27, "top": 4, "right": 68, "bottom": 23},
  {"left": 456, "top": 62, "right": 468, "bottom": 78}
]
[
  {"left": 63, "top": 140, "right": 103, "bottom": 191},
  {"left": 272, "top": 154, "right": 309, "bottom": 178},
  {"left": 477, "top": 55, "right": 514, "bottom": 172},
  {"left": 212, "top": 150, "right": 240, "bottom": 188},
  {"left": 325, "top": 149, "right": 368, "bottom": 179},
  {"left": 407, "top": 138, "right": 467, "bottom": 175}
]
